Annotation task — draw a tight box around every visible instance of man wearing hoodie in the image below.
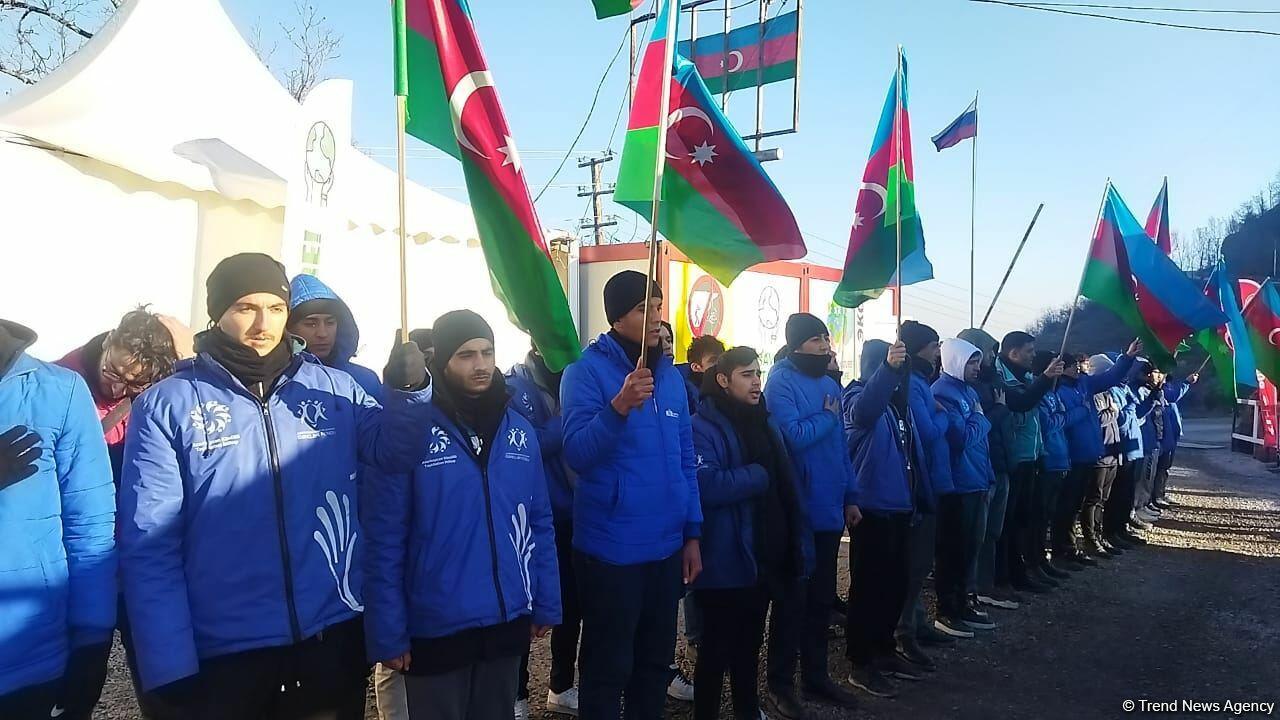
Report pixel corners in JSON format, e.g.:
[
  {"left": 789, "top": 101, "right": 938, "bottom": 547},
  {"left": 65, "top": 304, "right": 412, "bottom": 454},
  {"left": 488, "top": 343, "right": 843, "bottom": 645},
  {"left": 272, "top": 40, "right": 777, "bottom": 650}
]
[
  {"left": 288, "top": 274, "right": 384, "bottom": 400},
  {"left": 0, "top": 320, "right": 115, "bottom": 720},
  {"left": 763, "top": 313, "right": 862, "bottom": 714},
  {"left": 118, "top": 253, "right": 431, "bottom": 719},
  {"left": 932, "top": 339, "right": 997, "bottom": 637},
  {"left": 691, "top": 347, "right": 807, "bottom": 720},
  {"left": 364, "top": 311, "right": 561, "bottom": 720},
  {"left": 508, "top": 346, "right": 581, "bottom": 719},
  {"left": 841, "top": 339, "right": 932, "bottom": 699},
  {"left": 561, "top": 271, "right": 703, "bottom": 720}
]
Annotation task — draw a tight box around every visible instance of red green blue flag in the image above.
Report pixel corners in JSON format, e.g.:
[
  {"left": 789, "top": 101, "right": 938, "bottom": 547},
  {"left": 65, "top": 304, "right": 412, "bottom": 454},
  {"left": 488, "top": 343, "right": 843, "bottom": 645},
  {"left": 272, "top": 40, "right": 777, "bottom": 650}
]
[
  {"left": 1145, "top": 177, "right": 1172, "bottom": 255},
  {"left": 614, "top": 0, "right": 806, "bottom": 286},
  {"left": 1197, "top": 262, "right": 1257, "bottom": 396},
  {"left": 677, "top": 11, "right": 799, "bottom": 95},
  {"left": 592, "top": 0, "right": 644, "bottom": 20},
  {"left": 1243, "top": 278, "right": 1280, "bottom": 384},
  {"left": 393, "top": 0, "right": 580, "bottom": 371},
  {"left": 835, "top": 51, "right": 933, "bottom": 308}
]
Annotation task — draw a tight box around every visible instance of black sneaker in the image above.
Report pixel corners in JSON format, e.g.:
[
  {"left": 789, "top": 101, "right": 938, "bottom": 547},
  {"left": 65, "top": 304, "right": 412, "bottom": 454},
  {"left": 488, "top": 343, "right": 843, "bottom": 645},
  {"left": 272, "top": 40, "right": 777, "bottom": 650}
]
[
  {"left": 874, "top": 652, "right": 924, "bottom": 681},
  {"left": 934, "top": 615, "right": 976, "bottom": 638},
  {"left": 1011, "top": 576, "right": 1051, "bottom": 594},
  {"left": 1106, "top": 533, "right": 1135, "bottom": 550},
  {"left": 1069, "top": 550, "right": 1099, "bottom": 566},
  {"left": 975, "top": 589, "right": 1020, "bottom": 609},
  {"left": 1053, "top": 556, "right": 1086, "bottom": 572},
  {"left": 1028, "top": 566, "right": 1061, "bottom": 588},
  {"left": 1083, "top": 541, "right": 1113, "bottom": 560},
  {"left": 801, "top": 678, "right": 859, "bottom": 709},
  {"left": 769, "top": 687, "right": 806, "bottom": 720},
  {"left": 1041, "top": 562, "right": 1071, "bottom": 580},
  {"left": 896, "top": 639, "right": 936, "bottom": 672},
  {"left": 961, "top": 605, "right": 996, "bottom": 631},
  {"left": 1101, "top": 539, "right": 1126, "bottom": 556},
  {"left": 1120, "top": 530, "right": 1148, "bottom": 545},
  {"left": 916, "top": 622, "right": 957, "bottom": 646},
  {"left": 847, "top": 666, "right": 897, "bottom": 699}
]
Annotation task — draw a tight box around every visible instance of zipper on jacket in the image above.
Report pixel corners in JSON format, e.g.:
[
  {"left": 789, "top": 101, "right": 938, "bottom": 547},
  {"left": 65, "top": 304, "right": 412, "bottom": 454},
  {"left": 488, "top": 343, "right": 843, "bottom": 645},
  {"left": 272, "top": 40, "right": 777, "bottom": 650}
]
[
  {"left": 261, "top": 400, "right": 303, "bottom": 643},
  {"left": 478, "top": 464, "right": 509, "bottom": 620}
]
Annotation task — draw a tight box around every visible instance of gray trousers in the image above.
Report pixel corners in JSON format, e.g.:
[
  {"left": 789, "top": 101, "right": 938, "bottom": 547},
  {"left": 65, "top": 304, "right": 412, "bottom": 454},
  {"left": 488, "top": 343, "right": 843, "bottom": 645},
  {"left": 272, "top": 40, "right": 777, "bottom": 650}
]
[
  {"left": 895, "top": 513, "right": 936, "bottom": 641},
  {"left": 1134, "top": 450, "right": 1161, "bottom": 510},
  {"left": 977, "top": 473, "right": 1010, "bottom": 593},
  {"left": 403, "top": 655, "right": 521, "bottom": 720}
]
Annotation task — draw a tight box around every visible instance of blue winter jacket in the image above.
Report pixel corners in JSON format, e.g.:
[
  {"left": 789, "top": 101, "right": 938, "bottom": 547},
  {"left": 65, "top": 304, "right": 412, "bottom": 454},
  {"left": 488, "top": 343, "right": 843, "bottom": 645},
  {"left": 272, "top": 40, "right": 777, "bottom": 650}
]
[
  {"left": 1113, "top": 384, "right": 1144, "bottom": 462},
  {"left": 932, "top": 374, "right": 994, "bottom": 494},
  {"left": 561, "top": 334, "right": 702, "bottom": 566},
  {"left": 1057, "top": 355, "right": 1136, "bottom": 465},
  {"left": 118, "top": 349, "right": 431, "bottom": 690},
  {"left": 676, "top": 363, "right": 701, "bottom": 415},
  {"left": 841, "top": 350, "right": 933, "bottom": 515},
  {"left": 909, "top": 369, "right": 955, "bottom": 498},
  {"left": 691, "top": 397, "right": 811, "bottom": 589},
  {"left": 0, "top": 322, "right": 116, "bottom": 696},
  {"left": 1163, "top": 381, "right": 1191, "bottom": 450},
  {"left": 508, "top": 362, "right": 573, "bottom": 522},
  {"left": 362, "top": 396, "right": 560, "bottom": 662},
  {"left": 1038, "top": 387, "right": 1073, "bottom": 473},
  {"left": 1135, "top": 384, "right": 1173, "bottom": 456},
  {"left": 764, "top": 358, "right": 859, "bottom": 532},
  {"left": 289, "top": 274, "right": 383, "bottom": 401}
]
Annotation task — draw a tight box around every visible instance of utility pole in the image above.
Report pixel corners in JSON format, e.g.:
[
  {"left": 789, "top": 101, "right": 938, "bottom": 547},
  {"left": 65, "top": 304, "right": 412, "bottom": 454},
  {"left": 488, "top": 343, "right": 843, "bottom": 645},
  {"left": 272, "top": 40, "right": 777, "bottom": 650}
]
[{"left": 578, "top": 152, "right": 618, "bottom": 246}]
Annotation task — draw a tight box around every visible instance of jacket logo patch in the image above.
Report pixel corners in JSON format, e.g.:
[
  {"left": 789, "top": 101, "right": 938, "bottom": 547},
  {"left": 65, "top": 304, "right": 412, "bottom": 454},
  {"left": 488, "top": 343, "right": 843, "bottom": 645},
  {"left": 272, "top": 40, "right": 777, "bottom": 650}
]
[
  {"left": 665, "top": 409, "right": 680, "bottom": 419},
  {"left": 429, "top": 427, "right": 450, "bottom": 454},
  {"left": 508, "top": 503, "right": 535, "bottom": 611},
  {"left": 313, "top": 490, "right": 363, "bottom": 612},
  {"left": 190, "top": 400, "right": 239, "bottom": 452},
  {"left": 520, "top": 393, "right": 535, "bottom": 415},
  {"left": 504, "top": 427, "right": 532, "bottom": 462},
  {"left": 696, "top": 453, "right": 705, "bottom": 468},
  {"left": 423, "top": 427, "right": 457, "bottom": 468},
  {"left": 296, "top": 399, "right": 336, "bottom": 440}
]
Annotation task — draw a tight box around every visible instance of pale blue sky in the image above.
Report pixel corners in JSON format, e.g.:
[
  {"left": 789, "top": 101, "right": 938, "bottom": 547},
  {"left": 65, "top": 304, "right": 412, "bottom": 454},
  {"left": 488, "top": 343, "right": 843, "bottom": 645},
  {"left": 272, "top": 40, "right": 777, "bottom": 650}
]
[{"left": 220, "top": 0, "right": 1280, "bottom": 337}]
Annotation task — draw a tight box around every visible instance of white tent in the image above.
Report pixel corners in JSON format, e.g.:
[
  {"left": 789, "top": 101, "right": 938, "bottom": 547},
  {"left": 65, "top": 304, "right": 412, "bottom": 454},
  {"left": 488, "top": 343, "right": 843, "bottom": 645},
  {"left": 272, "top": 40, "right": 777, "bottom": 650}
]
[{"left": 0, "top": 0, "right": 532, "bottom": 368}]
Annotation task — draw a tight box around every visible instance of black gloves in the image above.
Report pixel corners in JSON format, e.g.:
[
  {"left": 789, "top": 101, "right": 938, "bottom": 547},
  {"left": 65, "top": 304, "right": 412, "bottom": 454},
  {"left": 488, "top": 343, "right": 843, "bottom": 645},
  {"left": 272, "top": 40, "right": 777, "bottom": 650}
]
[
  {"left": 383, "top": 341, "right": 429, "bottom": 391},
  {"left": 0, "top": 425, "right": 40, "bottom": 491}
]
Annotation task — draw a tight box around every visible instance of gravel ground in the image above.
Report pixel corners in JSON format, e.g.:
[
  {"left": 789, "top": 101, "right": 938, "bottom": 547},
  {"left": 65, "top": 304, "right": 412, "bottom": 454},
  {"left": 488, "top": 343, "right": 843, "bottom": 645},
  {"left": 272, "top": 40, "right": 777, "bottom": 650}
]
[{"left": 94, "top": 440, "right": 1280, "bottom": 719}]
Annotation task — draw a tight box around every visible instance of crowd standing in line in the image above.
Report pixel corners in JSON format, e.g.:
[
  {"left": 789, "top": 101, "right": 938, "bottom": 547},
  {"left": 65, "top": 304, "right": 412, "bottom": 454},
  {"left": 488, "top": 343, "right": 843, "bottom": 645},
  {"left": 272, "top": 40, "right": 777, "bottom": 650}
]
[{"left": 0, "top": 255, "right": 1198, "bottom": 720}]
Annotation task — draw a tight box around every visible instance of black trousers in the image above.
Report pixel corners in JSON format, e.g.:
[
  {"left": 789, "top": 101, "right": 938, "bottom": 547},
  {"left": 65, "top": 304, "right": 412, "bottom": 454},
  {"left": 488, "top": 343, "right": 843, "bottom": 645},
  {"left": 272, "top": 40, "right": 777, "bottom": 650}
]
[
  {"left": 767, "top": 531, "right": 840, "bottom": 691},
  {"left": 1000, "top": 461, "right": 1037, "bottom": 584},
  {"left": 1052, "top": 464, "right": 1092, "bottom": 554},
  {"left": 519, "top": 520, "right": 582, "bottom": 699},
  {"left": 846, "top": 514, "right": 910, "bottom": 664},
  {"left": 151, "top": 618, "right": 368, "bottom": 720},
  {"left": 403, "top": 655, "right": 520, "bottom": 720},
  {"left": 1153, "top": 450, "right": 1174, "bottom": 501},
  {"left": 1104, "top": 462, "right": 1139, "bottom": 537},
  {"left": 1029, "top": 470, "right": 1067, "bottom": 565},
  {"left": 693, "top": 586, "right": 769, "bottom": 720},
  {"left": 0, "top": 680, "right": 58, "bottom": 720},
  {"left": 1081, "top": 464, "right": 1119, "bottom": 543},
  {"left": 575, "top": 549, "right": 682, "bottom": 720}
]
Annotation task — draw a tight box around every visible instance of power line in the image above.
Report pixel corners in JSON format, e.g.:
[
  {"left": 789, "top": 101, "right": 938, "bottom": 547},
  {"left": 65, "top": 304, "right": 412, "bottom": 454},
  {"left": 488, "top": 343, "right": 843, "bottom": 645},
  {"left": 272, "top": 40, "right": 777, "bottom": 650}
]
[
  {"left": 1019, "top": 2, "right": 1280, "bottom": 14},
  {"left": 968, "top": 0, "right": 1280, "bottom": 35}
]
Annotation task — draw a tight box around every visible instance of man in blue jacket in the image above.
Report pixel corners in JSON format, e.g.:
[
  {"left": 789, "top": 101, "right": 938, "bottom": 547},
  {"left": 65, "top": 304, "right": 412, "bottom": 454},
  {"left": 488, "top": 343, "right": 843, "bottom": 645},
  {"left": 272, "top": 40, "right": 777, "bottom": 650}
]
[
  {"left": 561, "top": 270, "right": 703, "bottom": 720},
  {"left": 118, "top": 253, "right": 431, "bottom": 719},
  {"left": 508, "top": 346, "right": 580, "bottom": 718},
  {"left": 0, "top": 320, "right": 116, "bottom": 720},
  {"left": 691, "top": 346, "right": 807, "bottom": 720},
  {"left": 763, "top": 313, "right": 862, "bottom": 714},
  {"left": 288, "top": 274, "right": 384, "bottom": 400},
  {"left": 933, "top": 339, "right": 996, "bottom": 637},
  {"left": 842, "top": 339, "right": 931, "bottom": 698},
  {"left": 364, "top": 311, "right": 561, "bottom": 720},
  {"left": 1032, "top": 351, "right": 1076, "bottom": 581},
  {"left": 1151, "top": 372, "right": 1197, "bottom": 509}
]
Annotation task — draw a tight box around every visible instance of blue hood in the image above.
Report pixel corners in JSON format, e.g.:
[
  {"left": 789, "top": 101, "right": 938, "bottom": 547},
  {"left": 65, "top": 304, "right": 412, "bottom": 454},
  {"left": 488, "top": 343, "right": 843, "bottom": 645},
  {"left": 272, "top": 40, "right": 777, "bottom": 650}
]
[{"left": 289, "top": 274, "right": 361, "bottom": 366}]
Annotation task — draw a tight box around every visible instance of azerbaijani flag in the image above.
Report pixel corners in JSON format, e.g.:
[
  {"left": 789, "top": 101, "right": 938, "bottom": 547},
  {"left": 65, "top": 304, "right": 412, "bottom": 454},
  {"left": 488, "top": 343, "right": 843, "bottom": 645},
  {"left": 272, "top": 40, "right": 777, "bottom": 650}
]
[
  {"left": 931, "top": 97, "right": 977, "bottom": 152},
  {"left": 1145, "top": 177, "right": 1172, "bottom": 255},
  {"left": 614, "top": 0, "right": 806, "bottom": 286},
  {"left": 1196, "top": 262, "right": 1257, "bottom": 396},
  {"left": 1080, "top": 184, "right": 1225, "bottom": 368},
  {"left": 1243, "top": 278, "right": 1280, "bottom": 384},
  {"left": 834, "top": 51, "right": 933, "bottom": 308},
  {"left": 393, "top": 0, "right": 580, "bottom": 371},
  {"left": 592, "top": 0, "right": 644, "bottom": 20},
  {"left": 677, "top": 11, "right": 799, "bottom": 95}
]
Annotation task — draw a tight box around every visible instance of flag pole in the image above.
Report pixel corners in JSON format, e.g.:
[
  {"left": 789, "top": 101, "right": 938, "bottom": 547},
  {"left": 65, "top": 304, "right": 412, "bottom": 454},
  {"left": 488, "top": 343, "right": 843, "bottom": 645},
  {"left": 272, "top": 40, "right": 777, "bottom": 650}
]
[
  {"left": 980, "top": 202, "right": 1044, "bottom": 330},
  {"left": 638, "top": 0, "right": 680, "bottom": 371},
  {"left": 392, "top": 0, "right": 410, "bottom": 344},
  {"left": 894, "top": 45, "right": 904, "bottom": 330},
  {"left": 970, "top": 90, "right": 978, "bottom": 328},
  {"left": 1059, "top": 178, "right": 1112, "bottom": 357}
]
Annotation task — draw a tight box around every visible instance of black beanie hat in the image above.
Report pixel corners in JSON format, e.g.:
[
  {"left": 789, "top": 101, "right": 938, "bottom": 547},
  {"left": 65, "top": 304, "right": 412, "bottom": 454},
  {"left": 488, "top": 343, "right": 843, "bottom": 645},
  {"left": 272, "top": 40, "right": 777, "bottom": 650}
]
[
  {"left": 785, "top": 313, "right": 829, "bottom": 351},
  {"left": 899, "top": 320, "right": 940, "bottom": 356},
  {"left": 604, "top": 270, "right": 663, "bottom": 325},
  {"left": 206, "top": 253, "right": 291, "bottom": 322},
  {"left": 431, "top": 310, "right": 495, "bottom": 371},
  {"left": 288, "top": 298, "right": 342, "bottom": 327}
]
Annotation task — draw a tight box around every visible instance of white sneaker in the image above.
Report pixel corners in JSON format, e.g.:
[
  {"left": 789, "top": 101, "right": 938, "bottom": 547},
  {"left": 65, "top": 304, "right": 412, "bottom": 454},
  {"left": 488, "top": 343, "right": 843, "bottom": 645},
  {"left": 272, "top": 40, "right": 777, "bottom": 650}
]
[
  {"left": 1137, "top": 508, "right": 1160, "bottom": 523},
  {"left": 546, "top": 687, "right": 579, "bottom": 716},
  {"left": 514, "top": 699, "right": 530, "bottom": 720},
  {"left": 667, "top": 666, "right": 695, "bottom": 701}
]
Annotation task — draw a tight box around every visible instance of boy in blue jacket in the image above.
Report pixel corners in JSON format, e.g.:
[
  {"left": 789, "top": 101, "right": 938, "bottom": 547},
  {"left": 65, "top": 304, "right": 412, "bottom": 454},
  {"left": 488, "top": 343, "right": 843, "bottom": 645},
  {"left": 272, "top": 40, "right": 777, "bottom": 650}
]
[
  {"left": 763, "top": 313, "right": 862, "bottom": 714},
  {"left": 0, "top": 320, "right": 115, "bottom": 720},
  {"left": 691, "top": 347, "right": 807, "bottom": 720},
  {"left": 1032, "top": 351, "right": 1076, "bottom": 581},
  {"left": 561, "top": 271, "right": 703, "bottom": 720},
  {"left": 842, "top": 339, "right": 932, "bottom": 698},
  {"left": 508, "top": 346, "right": 580, "bottom": 718},
  {"left": 677, "top": 334, "right": 726, "bottom": 416},
  {"left": 365, "top": 311, "right": 561, "bottom": 720},
  {"left": 932, "top": 339, "right": 996, "bottom": 637},
  {"left": 288, "top": 274, "right": 384, "bottom": 400},
  {"left": 118, "top": 253, "right": 430, "bottom": 719}
]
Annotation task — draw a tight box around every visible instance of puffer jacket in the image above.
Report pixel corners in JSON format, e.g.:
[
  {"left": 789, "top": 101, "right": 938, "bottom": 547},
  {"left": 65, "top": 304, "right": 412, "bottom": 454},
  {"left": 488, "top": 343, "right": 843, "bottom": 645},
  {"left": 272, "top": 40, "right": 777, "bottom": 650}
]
[
  {"left": 995, "top": 358, "right": 1045, "bottom": 464},
  {"left": 1059, "top": 355, "right": 1137, "bottom": 465},
  {"left": 0, "top": 321, "right": 116, "bottom": 696},
  {"left": 1163, "top": 380, "right": 1191, "bottom": 451},
  {"left": 289, "top": 274, "right": 383, "bottom": 401},
  {"left": 957, "top": 329, "right": 1012, "bottom": 476},
  {"left": 508, "top": 360, "right": 573, "bottom": 523},
  {"left": 932, "top": 339, "right": 994, "bottom": 494},
  {"left": 1039, "top": 385, "right": 1073, "bottom": 473},
  {"left": 561, "top": 334, "right": 702, "bottom": 566},
  {"left": 909, "top": 366, "right": 955, "bottom": 498},
  {"left": 56, "top": 333, "right": 132, "bottom": 482}
]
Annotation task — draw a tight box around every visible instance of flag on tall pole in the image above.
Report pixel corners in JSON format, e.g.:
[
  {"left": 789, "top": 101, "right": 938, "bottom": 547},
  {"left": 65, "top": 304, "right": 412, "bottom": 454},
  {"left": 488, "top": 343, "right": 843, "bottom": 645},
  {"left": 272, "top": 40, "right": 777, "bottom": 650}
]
[
  {"left": 931, "top": 97, "right": 978, "bottom": 152},
  {"left": 592, "top": 0, "right": 644, "bottom": 20},
  {"left": 614, "top": 0, "right": 806, "bottom": 286},
  {"left": 1243, "top": 278, "right": 1280, "bottom": 384},
  {"left": 1145, "top": 177, "right": 1172, "bottom": 255},
  {"left": 1196, "top": 261, "right": 1257, "bottom": 396},
  {"left": 835, "top": 49, "right": 933, "bottom": 309},
  {"left": 392, "top": 0, "right": 581, "bottom": 371},
  {"left": 677, "top": 11, "right": 799, "bottom": 95}
]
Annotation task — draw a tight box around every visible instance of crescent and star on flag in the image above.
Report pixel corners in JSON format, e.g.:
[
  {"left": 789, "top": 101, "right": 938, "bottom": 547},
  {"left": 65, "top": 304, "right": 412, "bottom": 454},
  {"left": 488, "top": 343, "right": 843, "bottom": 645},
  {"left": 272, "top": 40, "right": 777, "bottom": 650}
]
[
  {"left": 448, "top": 70, "right": 523, "bottom": 174},
  {"left": 851, "top": 182, "right": 889, "bottom": 230},
  {"left": 665, "top": 106, "right": 719, "bottom": 167}
]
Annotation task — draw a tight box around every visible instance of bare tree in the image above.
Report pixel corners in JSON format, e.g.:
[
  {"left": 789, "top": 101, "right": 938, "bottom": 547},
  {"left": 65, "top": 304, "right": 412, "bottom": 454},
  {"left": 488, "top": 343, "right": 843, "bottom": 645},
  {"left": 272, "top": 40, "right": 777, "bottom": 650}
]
[
  {"left": 249, "top": 1, "right": 340, "bottom": 103},
  {"left": 0, "top": 0, "right": 118, "bottom": 87}
]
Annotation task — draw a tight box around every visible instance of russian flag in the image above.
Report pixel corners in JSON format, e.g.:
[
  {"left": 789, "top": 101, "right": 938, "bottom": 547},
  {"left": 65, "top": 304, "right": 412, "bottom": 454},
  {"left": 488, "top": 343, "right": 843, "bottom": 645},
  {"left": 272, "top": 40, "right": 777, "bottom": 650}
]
[{"left": 932, "top": 98, "right": 977, "bottom": 152}]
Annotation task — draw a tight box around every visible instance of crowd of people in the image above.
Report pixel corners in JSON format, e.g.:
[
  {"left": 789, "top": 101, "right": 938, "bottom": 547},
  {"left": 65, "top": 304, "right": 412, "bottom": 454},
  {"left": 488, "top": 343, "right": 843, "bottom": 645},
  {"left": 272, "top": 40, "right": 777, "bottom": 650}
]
[{"left": 0, "top": 254, "right": 1195, "bottom": 720}]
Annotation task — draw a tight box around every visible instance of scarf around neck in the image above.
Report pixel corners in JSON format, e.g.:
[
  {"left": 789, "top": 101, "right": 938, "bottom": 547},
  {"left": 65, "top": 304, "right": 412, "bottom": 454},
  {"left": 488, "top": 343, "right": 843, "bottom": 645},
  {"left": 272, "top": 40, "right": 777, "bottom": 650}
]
[{"left": 196, "top": 329, "right": 293, "bottom": 399}]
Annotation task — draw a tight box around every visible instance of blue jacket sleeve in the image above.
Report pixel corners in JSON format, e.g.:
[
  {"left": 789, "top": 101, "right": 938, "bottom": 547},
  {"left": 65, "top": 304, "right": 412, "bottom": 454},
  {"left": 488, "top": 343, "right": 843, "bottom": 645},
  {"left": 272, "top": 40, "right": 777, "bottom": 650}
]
[
  {"left": 57, "top": 377, "right": 117, "bottom": 649},
  {"left": 1059, "top": 389, "right": 1092, "bottom": 428},
  {"left": 679, "top": 400, "right": 703, "bottom": 539},
  {"left": 692, "top": 422, "right": 769, "bottom": 508},
  {"left": 842, "top": 439, "right": 860, "bottom": 508},
  {"left": 1135, "top": 387, "right": 1158, "bottom": 420},
  {"left": 1164, "top": 381, "right": 1190, "bottom": 404},
  {"left": 526, "top": 439, "right": 562, "bottom": 627},
  {"left": 1085, "top": 354, "right": 1135, "bottom": 395},
  {"left": 766, "top": 375, "right": 838, "bottom": 452},
  {"left": 561, "top": 362, "right": 628, "bottom": 473},
  {"left": 119, "top": 394, "right": 199, "bottom": 690},
  {"left": 850, "top": 363, "right": 899, "bottom": 430},
  {"left": 362, "top": 464, "right": 413, "bottom": 663},
  {"left": 354, "top": 376, "right": 434, "bottom": 473},
  {"left": 1040, "top": 401, "right": 1066, "bottom": 434},
  {"left": 909, "top": 378, "right": 948, "bottom": 447}
]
